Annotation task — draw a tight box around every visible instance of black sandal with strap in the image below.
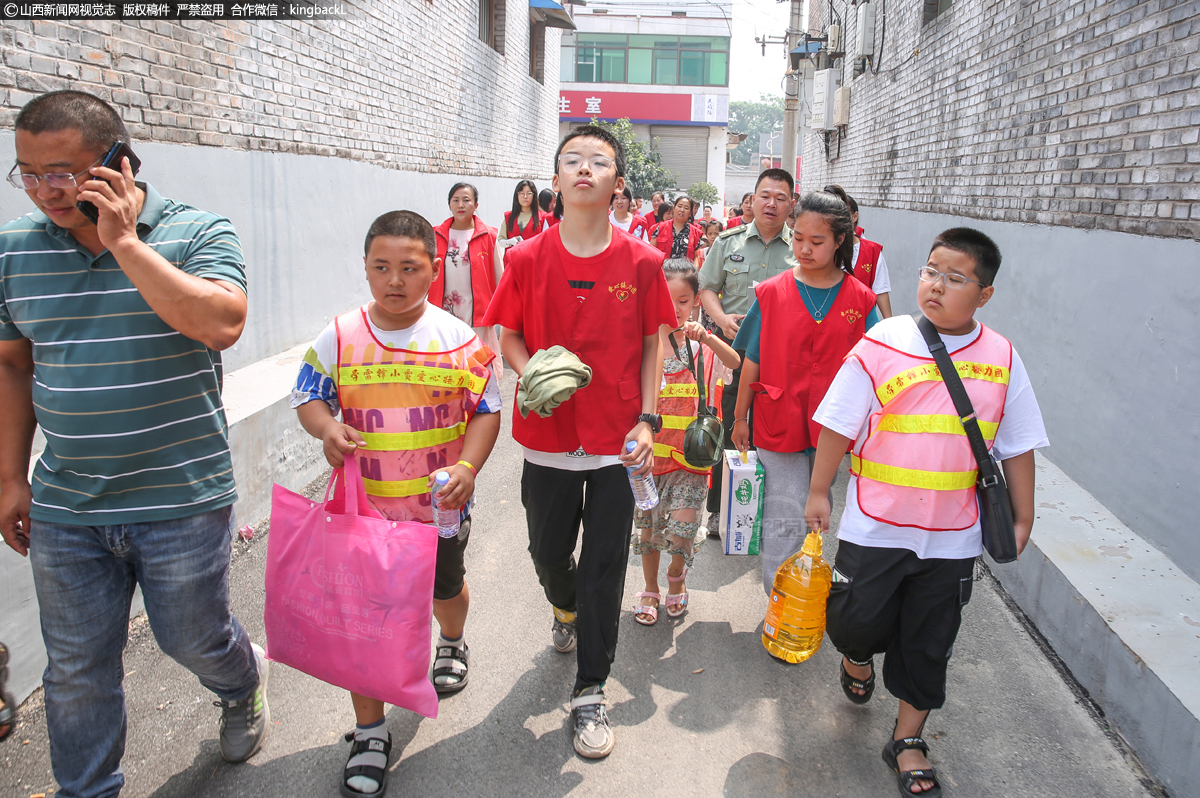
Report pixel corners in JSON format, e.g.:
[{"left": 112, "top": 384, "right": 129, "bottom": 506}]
[
  {"left": 0, "top": 642, "right": 15, "bottom": 742},
  {"left": 340, "top": 730, "right": 392, "bottom": 798},
  {"left": 840, "top": 658, "right": 875, "bottom": 705},
  {"left": 882, "top": 733, "right": 942, "bottom": 798},
  {"left": 432, "top": 642, "right": 469, "bottom": 695}
]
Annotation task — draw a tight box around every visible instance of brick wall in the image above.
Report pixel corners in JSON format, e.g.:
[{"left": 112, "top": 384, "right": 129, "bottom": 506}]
[
  {"left": 801, "top": 0, "right": 1199, "bottom": 239},
  {"left": 0, "top": 1, "right": 562, "bottom": 178}
]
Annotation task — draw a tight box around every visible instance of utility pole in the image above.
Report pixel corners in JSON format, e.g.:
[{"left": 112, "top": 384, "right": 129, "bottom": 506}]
[{"left": 781, "top": 0, "right": 804, "bottom": 180}]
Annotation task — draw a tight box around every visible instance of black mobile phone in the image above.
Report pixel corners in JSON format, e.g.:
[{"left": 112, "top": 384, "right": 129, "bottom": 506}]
[{"left": 76, "top": 141, "right": 142, "bottom": 224}]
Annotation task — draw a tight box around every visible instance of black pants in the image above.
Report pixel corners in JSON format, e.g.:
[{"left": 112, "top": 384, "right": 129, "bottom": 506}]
[
  {"left": 707, "top": 329, "right": 753, "bottom": 513},
  {"left": 522, "top": 461, "right": 634, "bottom": 694},
  {"left": 825, "top": 540, "right": 975, "bottom": 711}
]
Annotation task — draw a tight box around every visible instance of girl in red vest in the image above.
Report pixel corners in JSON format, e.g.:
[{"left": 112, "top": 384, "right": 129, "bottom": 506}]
[
  {"left": 501, "top": 179, "right": 546, "bottom": 244},
  {"left": 726, "top": 192, "right": 754, "bottom": 229},
  {"left": 650, "top": 197, "right": 704, "bottom": 260},
  {"left": 431, "top": 182, "right": 503, "bottom": 373},
  {"left": 609, "top": 186, "right": 650, "bottom": 239},
  {"left": 730, "top": 191, "right": 881, "bottom": 598},
  {"left": 631, "top": 260, "right": 740, "bottom": 625},
  {"left": 824, "top": 184, "right": 893, "bottom": 319}
]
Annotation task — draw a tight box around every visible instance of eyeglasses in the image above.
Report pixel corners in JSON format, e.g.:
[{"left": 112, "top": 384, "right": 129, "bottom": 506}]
[
  {"left": 557, "top": 154, "right": 615, "bottom": 176},
  {"left": 918, "top": 265, "right": 986, "bottom": 289},
  {"left": 7, "top": 157, "right": 104, "bottom": 191}
]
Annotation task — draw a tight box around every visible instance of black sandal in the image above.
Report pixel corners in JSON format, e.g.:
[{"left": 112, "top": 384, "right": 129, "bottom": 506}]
[
  {"left": 882, "top": 732, "right": 942, "bottom": 798},
  {"left": 340, "top": 730, "right": 392, "bottom": 798},
  {"left": 432, "top": 643, "right": 469, "bottom": 694},
  {"left": 840, "top": 658, "right": 875, "bottom": 704},
  {"left": 0, "top": 642, "right": 15, "bottom": 742}
]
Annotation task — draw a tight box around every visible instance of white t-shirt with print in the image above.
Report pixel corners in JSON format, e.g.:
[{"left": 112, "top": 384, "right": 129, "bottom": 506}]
[
  {"left": 290, "top": 303, "right": 502, "bottom": 416},
  {"left": 812, "top": 315, "right": 1048, "bottom": 560}
]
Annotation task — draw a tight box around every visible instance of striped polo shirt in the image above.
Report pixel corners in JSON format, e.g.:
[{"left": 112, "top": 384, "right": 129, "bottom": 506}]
[{"left": 0, "top": 183, "right": 247, "bottom": 525}]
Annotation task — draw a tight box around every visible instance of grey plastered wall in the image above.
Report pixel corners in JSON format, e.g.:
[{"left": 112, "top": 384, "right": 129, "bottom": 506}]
[
  {"left": 0, "top": 132, "right": 550, "bottom": 702},
  {"left": 861, "top": 204, "right": 1200, "bottom": 582}
]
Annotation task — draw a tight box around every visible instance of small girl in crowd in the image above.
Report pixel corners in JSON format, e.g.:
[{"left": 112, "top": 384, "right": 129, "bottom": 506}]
[
  {"left": 502, "top": 179, "right": 545, "bottom": 244},
  {"left": 731, "top": 191, "right": 881, "bottom": 599},
  {"left": 632, "top": 260, "right": 741, "bottom": 624}
]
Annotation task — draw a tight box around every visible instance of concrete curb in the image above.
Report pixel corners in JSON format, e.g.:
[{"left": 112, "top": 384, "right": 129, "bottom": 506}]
[{"left": 988, "top": 454, "right": 1199, "bottom": 796}]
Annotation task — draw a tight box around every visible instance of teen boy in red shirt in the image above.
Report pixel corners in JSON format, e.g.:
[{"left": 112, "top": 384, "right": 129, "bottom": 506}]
[{"left": 484, "top": 125, "right": 677, "bottom": 760}]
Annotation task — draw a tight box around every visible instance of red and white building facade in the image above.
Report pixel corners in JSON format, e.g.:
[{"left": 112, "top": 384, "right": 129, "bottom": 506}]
[{"left": 559, "top": 1, "right": 732, "bottom": 214}]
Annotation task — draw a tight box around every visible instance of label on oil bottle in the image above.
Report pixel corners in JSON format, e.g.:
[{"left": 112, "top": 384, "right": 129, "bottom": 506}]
[{"left": 763, "top": 589, "right": 785, "bottom": 639}]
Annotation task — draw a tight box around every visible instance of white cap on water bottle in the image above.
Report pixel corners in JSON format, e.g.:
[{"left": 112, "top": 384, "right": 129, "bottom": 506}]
[
  {"left": 435, "top": 471, "right": 451, "bottom": 487},
  {"left": 625, "top": 441, "right": 637, "bottom": 454}
]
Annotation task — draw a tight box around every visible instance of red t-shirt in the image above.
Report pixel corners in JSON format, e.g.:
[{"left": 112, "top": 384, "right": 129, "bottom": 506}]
[{"left": 485, "top": 225, "right": 677, "bottom": 337}]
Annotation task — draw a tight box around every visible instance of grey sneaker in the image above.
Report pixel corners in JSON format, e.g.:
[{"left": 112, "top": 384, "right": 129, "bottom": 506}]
[
  {"left": 216, "top": 643, "right": 270, "bottom": 763},
  {"left": 552, "top": 616, "right": 577, "bottom": 654},
  {"left": 570, "top": 686, "right": 614, "bottom": 759}
]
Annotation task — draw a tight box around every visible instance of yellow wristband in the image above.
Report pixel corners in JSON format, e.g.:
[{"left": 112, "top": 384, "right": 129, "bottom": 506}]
[{"left": 455, "top": 460, "right": 477, "bottom": 476}]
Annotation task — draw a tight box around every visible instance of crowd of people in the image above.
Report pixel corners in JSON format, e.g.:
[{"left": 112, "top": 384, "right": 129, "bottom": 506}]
[{"left": 0, "top": 90, "right": 1048, "bottom": 798}]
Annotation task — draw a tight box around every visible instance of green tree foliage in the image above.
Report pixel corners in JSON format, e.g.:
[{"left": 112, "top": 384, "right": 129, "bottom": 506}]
[
  {"left": 686, "top": 182, "right": 720, "bottom": 207},
  {"left": 728, "top": 95, "right": 784, "bottom": 167},
  {"left": 589, "top": 117, "right": 677, "bottom": 198}
]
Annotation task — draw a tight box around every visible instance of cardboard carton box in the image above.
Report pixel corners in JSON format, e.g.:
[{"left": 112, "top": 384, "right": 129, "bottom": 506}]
[{"left": 719, "top": 450, "right": 763, "bottom": 555}]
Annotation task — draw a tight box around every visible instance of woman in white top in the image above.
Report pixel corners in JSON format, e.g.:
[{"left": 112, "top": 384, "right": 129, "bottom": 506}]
[{"left": 609, "top": 186, "right": 650, "bottom": 239}]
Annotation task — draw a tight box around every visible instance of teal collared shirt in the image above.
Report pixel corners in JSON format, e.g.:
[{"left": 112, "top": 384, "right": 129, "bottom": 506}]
[
  {"left": 0, "top": 183, "right": 248, "bottom": 525},
  {"left": 698, "top": 220, "right": 798, "bottom": 316}
]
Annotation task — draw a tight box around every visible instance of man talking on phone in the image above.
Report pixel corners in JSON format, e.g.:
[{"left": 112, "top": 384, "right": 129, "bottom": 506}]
[{"left": 0, "top": 90, "right": 267, "bottom": 798}]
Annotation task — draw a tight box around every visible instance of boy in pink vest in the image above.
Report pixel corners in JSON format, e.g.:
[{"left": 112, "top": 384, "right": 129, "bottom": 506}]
[
  {"left": 805, "top": 228, "right": 1048, "bottom": 798},
  {"left": 291, "top": 210, "right": 501, "bottom": 798}
]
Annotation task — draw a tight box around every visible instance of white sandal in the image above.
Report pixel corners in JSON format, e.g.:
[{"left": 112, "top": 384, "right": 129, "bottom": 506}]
[{"left": 633, "top": 592, "right": 661, "bottom": 626}]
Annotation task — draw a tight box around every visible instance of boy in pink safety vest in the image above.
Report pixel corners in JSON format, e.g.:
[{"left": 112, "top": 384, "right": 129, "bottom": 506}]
[
  {"left": 804, "top": 228, "right": 1048, "bottom": 798},
  {"left": 291, "top": 210, "right": 501, "bottom": 798}
]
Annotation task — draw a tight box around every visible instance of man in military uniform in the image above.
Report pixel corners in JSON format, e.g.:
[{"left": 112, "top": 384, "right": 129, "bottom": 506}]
[{"left": 698, "top": 169, "right": 797, "bottom": 534}]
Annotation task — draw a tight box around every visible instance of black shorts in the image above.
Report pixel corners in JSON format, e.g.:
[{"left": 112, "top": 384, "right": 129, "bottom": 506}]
[
  {"left": 433, "top": 515, "right": 471, "bottom": 601},
  {"left": 825, "top": 540, "right": 975, "bottom": 711}
]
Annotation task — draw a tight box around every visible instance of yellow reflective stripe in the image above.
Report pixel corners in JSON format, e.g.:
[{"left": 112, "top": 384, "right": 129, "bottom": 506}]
[
  {"left": 875, "top": 414, "right": 999, "bottom": 440},
  {"left": 359, "top": 422, "right": 467, "bottom": 452},
  {"left": 362, "top": 475, "right": 430, "bottom": 498},
  {"left": 338, "top": 364, "right": 486, "bottom": 394},
  {"left": 851, "top": 454, "right": 976, "bottom": 491},
  {"left": 653, "top": 442, "right": 709, "bottom": 470},
  {"left": 876, "top": 361, "right": 1009, "bottom": 406},
  {"left": 660, "top": 384, "right": 698, "bottom": 398},
  {"left": 661, "top": 414, "right": 695, "bottom": 431}
]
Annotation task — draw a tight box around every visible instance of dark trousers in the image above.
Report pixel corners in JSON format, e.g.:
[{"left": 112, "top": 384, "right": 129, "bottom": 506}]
[
  {"left": 522, "top": 461, "right": 635, "bottom": 694},
  {"left": 708, "top": 329, "right": 752, "bottom": 513},
  {"left": 825, "top": 540, "right": 975, "bottom": 711}
]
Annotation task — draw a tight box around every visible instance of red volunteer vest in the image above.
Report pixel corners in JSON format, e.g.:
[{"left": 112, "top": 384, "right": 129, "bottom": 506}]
[
  {"left": 751, "top": 272, "right": 877, "bottom": 452},
  {"left": 504, "top": 210, "right": 543, "bottom": 241},
  {"left": 484, "top": 229, "right": 667, "bottom": 455},
  {"left": 653, "top": 341, "right": 717, "bottom": 476},
  {"left": 852, "top": 238, "right": 884, "bottom": 291},
  {"left": 431, "top": 216, "right": 499, "bottom": 327},
  {"left": 651, "top": 221, "right": 704, "bottom": 259}
]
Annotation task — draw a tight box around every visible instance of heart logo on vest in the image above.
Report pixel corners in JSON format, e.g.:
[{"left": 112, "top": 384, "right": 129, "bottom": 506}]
[
  {"left": 862, "top": 263, "right": 873, "bottom": 272},
  {"left": 841, "top": 309, "right": 863, "bottom": 324},
  {"left": 609, "top": 281, "right": 637, "bottom": 302}
]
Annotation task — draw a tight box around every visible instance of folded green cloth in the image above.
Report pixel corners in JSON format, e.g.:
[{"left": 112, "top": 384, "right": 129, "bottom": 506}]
[{"left": 517, "top": 346, "right": 593, "bottom": 419}]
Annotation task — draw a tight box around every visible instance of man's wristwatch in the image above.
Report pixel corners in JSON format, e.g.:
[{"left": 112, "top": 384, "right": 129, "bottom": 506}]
[{"left": 638, "top": 413, "right": 663, "bottom": 434}]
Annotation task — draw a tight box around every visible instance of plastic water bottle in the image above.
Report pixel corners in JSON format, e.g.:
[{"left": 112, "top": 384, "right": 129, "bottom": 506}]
[
  {"left": 625, "top": 441, "right": 659, "bottom": 511},
  {"left": 430, "top": 471, "right": 459, "bottom": 538},
  {"left": 762, "top": 529, "right": 832, "bottom": 663}
]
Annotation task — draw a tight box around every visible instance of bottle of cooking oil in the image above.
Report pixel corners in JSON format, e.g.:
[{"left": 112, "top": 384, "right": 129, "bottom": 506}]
[{"left": 762, "top": 529, "right": 832, "bottom": 663}]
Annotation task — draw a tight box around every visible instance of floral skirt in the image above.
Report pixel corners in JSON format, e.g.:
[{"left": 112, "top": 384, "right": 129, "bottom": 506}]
[{"left": 631, "top": 469, "right": 708, "bottom": 568}]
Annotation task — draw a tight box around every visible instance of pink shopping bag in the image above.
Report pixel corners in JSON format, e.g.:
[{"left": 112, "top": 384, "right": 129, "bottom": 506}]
[{"left": 264, "top": 453, "right": 439, "bottom": 718}]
